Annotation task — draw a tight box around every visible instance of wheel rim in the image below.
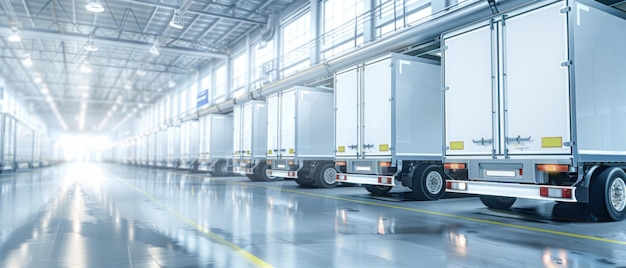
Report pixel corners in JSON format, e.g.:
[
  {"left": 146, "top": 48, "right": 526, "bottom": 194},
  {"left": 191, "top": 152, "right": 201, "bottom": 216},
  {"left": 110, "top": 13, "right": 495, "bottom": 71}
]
[
  {"left": 610, "top": 177, "right": 626, "bottom": 212},
  {"left": 323, "top": 167, "right": 337, "bottom": 184},
  {"left": 425, "top": 170, "right": 443, "bottom": 195}
]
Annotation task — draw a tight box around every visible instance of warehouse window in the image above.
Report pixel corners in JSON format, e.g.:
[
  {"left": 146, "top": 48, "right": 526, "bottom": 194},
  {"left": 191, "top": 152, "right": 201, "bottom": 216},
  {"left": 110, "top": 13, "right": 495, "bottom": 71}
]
[
  {"left": 251, "top": 40, "right": 275, "bottom": 89},
  {"left": 281, "top": 10, "right": 311, "bottom": 77},
  {"left": 376, "top": 0, "right": 432, "bottom": 37},
  {"left": 200, "top": 72, "right": 211, "bottom": 105},
  {"left": 214, "top": 65, "right": 226, "bottom": 103},
  {"left": 321, "top": 0, "right": 364, "bottom": 60},
  {"left": 231, "top": 52, "right": 247, "bottom": 98}
]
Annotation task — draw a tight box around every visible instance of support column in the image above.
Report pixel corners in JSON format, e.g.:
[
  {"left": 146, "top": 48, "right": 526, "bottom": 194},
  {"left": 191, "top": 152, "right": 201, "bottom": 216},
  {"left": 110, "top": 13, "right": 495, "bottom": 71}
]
[
  {"left": 310, "top": 0, "right": 320, "bottom": 65},
  {"left": 363, "top": 0, "right": 376, "bottom": 43}
]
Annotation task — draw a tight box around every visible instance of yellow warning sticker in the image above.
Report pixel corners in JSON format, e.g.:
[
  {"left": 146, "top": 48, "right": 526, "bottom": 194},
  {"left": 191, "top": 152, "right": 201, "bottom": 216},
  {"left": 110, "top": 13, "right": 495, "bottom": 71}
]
[
  {"left": 542, "top": 136, "right": 563, "bottom": 148},
  {"left": 338, "top": 146, "right": 345, "bottom": 153},
  {"left": 450, "top": 141, "right": 464, "bottom": 150},
  {"left": 289, "top": 148, "right": 295, "bottom": 154},
  {"left": 268, "top": 150, "right": 273, "bottom": 155},
  {"left": 379, "top": 144, "right": 389, "bottom": 152},
  {"left": 246, "top": 150, "right": 250, "bottom": 155}
]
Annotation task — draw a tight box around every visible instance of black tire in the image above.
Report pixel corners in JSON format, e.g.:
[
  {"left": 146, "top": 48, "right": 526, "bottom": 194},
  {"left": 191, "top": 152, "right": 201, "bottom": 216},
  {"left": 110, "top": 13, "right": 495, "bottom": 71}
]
[
  {"left": 365, "top": 185, "right": 393, "bottom": 195},
  {"left": 245, "top": 174, "right": 259, "bottom": 181},
  {"left": 214, "top": 160, "right": 229, "bottom": 176},
  {"left": 479, "top": 195, "right": 517, "bottom": 210},
  {"left": 406, "top": 165, "right": 446, "bottom": 201},
  {"left": 294, "top": 169, "right": 316, "bottom": 187},
  {"left": 313, "top": 162, "right": 338, "bottom": 188},
  {"left": 254, "top": 161, "right": 280, "bottom": 182},
  {"left": 590, "top": 167, "right": 626, "bottom": 221}
]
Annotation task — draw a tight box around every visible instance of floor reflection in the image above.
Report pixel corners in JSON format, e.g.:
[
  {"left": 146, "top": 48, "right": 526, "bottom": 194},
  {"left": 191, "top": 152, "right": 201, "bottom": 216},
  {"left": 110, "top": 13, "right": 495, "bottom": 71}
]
[{"left": 2, "top": 163, "right": 626, "bottom": 267}]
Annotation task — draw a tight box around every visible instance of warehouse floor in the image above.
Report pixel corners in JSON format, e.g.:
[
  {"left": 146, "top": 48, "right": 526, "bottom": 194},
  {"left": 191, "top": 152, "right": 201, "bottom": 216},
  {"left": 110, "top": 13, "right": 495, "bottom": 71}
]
[{"left": 1, "top": 163, "right": 625, "bottom": 267}]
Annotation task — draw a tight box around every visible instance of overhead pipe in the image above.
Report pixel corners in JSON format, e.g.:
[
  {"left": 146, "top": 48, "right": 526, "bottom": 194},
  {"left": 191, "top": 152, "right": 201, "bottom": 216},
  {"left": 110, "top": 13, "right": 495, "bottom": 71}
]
[{"left": 188, "top": 0, "right": 532, "bottom": 120}]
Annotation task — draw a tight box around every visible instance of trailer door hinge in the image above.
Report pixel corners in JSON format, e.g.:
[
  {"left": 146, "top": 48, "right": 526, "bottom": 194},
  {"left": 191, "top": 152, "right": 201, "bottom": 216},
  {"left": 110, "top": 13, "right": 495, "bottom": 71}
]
[
  {"left": 443, "top": 86, "right": 450, "bottom": 91},
  {"left": 561, "top": 60, "right": 573, "bottom": 67},
  {"left": 442, "top": 45, "right": 449, "bottom": 51},
  {"left": 560, "top": 7, "right": 571, "bottom": 14}
]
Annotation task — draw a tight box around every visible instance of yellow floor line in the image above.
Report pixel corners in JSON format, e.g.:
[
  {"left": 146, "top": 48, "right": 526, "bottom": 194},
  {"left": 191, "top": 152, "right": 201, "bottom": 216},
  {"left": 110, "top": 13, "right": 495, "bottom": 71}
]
[
  {"left": 181, "top": 173, "right": 626, "bottom": 246},
  {"left": 106, "top": 172, "right": 273, "bottom": 268}
]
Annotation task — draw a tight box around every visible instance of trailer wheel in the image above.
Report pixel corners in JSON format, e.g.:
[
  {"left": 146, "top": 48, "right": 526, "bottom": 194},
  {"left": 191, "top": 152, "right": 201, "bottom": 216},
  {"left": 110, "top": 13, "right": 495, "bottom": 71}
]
[
  {"left": 590, "top": 167, "right": 626, "bottom": 221},
  {"left": 246, "top": 174, "right": 259, "bottom": 181},
  {"left": 255, "top": 161, "right": 280, "bottom": 182},
  {"left": 294, "top": 169, "right": 316, "bottom": 187},
  {"left": 214, "top": 160, "right": 229, "bottom": 176},
  {"left": 365, "top": 185, "right": 393, "bottom": 195},
  {"left": 407, "top": 165, "right": 446, "bottom": 201},
  {"left": 479, "top": 195, "right": 516, "bottom": 210},
  {"left": 313, "top": 162, "right": 338, "bottom": 188}
]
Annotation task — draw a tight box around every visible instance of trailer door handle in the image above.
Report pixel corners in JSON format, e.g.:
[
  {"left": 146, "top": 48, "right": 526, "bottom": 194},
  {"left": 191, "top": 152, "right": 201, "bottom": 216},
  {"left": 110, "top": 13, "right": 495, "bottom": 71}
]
[
  {"left": 279, "top": 149, "right": 286, "bottom": 152},
  {"left": 363, "top": 144, "right": 374, "bottom": 149},
  {"left": 472, "top": 138, "right": 493, "bottom": 146},
  {"left": 348, "top": 145, "right": 358, "bottom": 150},
  {"left": 506, "top": 135, "right": 531, "bottom": 144}
]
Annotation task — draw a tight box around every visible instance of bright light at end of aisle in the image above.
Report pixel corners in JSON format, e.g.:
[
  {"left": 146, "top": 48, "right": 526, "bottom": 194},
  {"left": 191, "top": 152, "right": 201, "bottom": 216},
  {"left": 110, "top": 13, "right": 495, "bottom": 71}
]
[{"left": 59, "top": 134, "right": 111, "bottom": 162}]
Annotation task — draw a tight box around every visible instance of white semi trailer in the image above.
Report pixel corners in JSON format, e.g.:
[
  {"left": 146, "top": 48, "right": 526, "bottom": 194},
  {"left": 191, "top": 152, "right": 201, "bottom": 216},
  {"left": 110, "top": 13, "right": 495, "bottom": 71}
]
[
  {"left": 265, "top": 86, "right": 336, "bottom": 188},
  {"left": 155, "top": 129, "right": 167, "bottom": 167},
  {"left": 0, "top": 114, "right": 16, "bottom": 172},
  {"left": 232, "top": 101, "right": 277, "bottom": 181},
  {"left": 334, "top": 53, "right": 445, "bottom": 200},
  {"left": 178, "top": 119, "right": 200, "bottom": 170},
  {"left": 442, "top": 0, "right": 626, "bottom": 221},
  {"left": 197, "top": 114, "right": 234, "bottom": 176},
  {"left": 165, "top": 124, "right": 181, "bottom": 168}
]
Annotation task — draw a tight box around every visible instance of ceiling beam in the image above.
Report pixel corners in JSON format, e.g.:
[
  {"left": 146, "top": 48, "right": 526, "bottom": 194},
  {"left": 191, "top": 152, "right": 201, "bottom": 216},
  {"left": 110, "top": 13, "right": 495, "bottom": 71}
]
[
  {"left": 0, "top": 26, "right": 228, "bottom": 59},
  {"left": 20, "top": 95, "right": 151, "bottom": 105},
  {"left": 127, "top": 0, "right": 267, "bottom": 25}
]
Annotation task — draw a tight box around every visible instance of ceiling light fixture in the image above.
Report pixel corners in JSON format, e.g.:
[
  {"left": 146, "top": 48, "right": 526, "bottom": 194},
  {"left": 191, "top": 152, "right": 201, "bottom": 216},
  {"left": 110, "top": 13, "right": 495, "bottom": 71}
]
[
  {"left": 81, "top": 63, "right": 92, "bottom": 73},
  {"left": 8, "top": 26, "right": 21, "bottom": 42},
  {"left": 23, "top": 54, "right": 33, "bottom": 67},
  {"left": 85, "top": 0, "right": 105, "bottom": 13},
  {"left": 169, "top": 9, "right": 184, "bottom": 29},
  {"left": 85, "top": 38, "right": 98, "bottom": 52},
  {"left": 149, "top": 42, "right": 160, "bottom": 55}
]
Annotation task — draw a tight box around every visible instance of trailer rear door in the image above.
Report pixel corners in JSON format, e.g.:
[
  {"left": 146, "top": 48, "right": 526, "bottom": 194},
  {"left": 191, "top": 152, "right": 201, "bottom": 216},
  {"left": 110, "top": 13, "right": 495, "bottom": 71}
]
[
  {"left": 281, "top": 91, "right": 296, "bottom": 157},
  {"left": 443, "top": 24, "right": 496, "bottom": 156},
  {"left": 266, "top": 94, "right": 279, "bottom": 158},
  {"left": 335, "top": 68, "right": 360, "bottom": 157},
  {"left": 242, "top": 103, "right": 253, "bottom": 157},
  {"left": 362, "top": 58, "right": 392, "bottom": 157},
  {"left": 501, "top": 2, "right": 571, "bottom": 155},
  {"left": 233, "top": 105, "right": 243, "bottom": 159}
]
